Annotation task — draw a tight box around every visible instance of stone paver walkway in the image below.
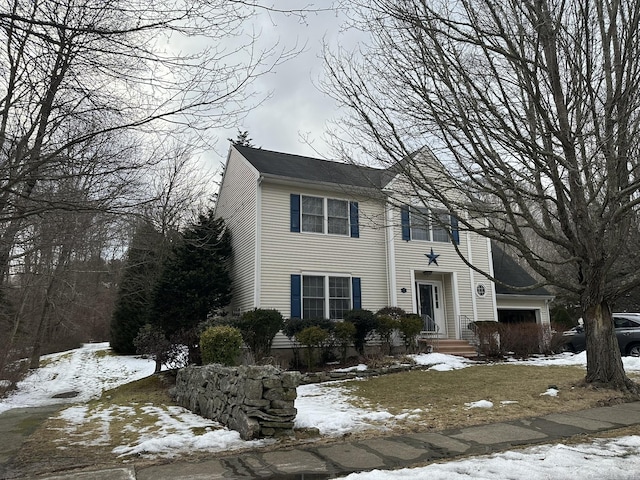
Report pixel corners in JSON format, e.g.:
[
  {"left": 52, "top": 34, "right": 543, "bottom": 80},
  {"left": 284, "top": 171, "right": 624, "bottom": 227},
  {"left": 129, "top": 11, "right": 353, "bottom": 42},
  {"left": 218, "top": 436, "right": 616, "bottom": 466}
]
[{"left": 2, "top": 401, "right": 637, "bottom": 479}]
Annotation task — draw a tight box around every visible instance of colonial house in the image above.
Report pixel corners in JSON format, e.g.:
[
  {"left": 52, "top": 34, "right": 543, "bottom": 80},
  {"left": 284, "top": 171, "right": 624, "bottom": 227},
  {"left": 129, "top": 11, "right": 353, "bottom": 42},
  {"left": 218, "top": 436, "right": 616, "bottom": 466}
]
[{"left": 214, "top": 145, "right": 553, "bottom": 352}]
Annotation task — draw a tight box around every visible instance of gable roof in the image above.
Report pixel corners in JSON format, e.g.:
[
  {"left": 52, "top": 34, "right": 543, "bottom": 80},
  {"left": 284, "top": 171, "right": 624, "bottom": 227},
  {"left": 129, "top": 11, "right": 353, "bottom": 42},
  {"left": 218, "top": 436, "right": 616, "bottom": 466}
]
[
  {"left": 492, "top": 242, "right": 552, "bottom": 296},
  {"left": 234, "top": 145, "right": 390, "bottom": 189}
]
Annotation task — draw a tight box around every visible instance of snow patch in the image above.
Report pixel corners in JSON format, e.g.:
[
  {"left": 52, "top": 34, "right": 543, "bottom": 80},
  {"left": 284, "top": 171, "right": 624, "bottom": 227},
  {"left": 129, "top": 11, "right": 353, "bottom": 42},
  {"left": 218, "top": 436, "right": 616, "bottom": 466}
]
[
  {"left": 336, "top": 435, "right": 640, "bottom": 479},
  {"left": 464, "top": 400, "right": 494, "bottom": 409},
  {"left": 412, "top": 353, "right": 474, "bottom": 371},
  {"left": 541, "top": 388, "right": 559, "bottom": 397}
]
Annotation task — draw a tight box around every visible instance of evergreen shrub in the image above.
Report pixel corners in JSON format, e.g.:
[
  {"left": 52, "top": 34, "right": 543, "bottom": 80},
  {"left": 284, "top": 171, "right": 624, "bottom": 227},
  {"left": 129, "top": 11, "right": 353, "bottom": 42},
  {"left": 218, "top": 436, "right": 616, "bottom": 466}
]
[
  {"left": 343, "top": 309, "right": 377, "bottom": 355},
  {"left": 397, "top": 314, "right": 423, "bottom": 353},
  {"left": 232, "top": 309, "right": 284, "bottom": 361},
  {"left": 200, "top": 325, "right": 243, "bottom": 366},
  {"left": 295, "top": 326, "right": 329, "bottom": 369}
]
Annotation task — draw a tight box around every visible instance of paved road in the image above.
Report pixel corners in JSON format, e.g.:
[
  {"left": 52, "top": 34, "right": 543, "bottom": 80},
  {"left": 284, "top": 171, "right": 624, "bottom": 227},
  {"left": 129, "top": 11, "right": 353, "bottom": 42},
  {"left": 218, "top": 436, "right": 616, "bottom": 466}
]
[
  {"left": 3, "top": 401, "right": 640, "bottom": 479},
  {"left": 0, "top": 405, "right": 64, "bottom": 479}
]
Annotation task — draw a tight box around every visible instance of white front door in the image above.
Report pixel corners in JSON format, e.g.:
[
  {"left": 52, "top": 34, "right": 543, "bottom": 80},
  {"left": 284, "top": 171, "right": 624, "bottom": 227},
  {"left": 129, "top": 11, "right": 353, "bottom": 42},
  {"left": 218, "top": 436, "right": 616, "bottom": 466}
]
[{"left": 417, "top": 281, "right": 446, "bottom": 336}]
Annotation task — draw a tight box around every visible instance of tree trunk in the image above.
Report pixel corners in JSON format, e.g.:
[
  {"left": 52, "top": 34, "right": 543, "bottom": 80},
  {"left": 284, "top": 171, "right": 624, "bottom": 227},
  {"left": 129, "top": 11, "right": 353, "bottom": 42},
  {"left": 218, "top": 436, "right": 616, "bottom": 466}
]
[
  {"left": 583, "top": 301, "right": 636, "bottom": 392},
  {"left": 29, "top": 291, "right": 52, "bottom": 369}
]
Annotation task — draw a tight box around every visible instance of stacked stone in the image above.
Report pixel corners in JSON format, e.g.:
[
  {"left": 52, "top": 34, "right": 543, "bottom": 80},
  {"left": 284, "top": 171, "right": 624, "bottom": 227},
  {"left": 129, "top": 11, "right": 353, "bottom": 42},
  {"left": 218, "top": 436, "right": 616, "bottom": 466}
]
[{"left": 174, "top": 364, "right": 301, "bottom": 440}]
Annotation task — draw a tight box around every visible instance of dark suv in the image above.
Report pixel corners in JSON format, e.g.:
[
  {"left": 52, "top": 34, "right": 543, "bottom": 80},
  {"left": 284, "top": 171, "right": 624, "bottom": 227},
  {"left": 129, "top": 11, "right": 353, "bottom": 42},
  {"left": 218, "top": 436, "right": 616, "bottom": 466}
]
[{"left": 561, "top": 313, "right": 640, "bottom": 356}]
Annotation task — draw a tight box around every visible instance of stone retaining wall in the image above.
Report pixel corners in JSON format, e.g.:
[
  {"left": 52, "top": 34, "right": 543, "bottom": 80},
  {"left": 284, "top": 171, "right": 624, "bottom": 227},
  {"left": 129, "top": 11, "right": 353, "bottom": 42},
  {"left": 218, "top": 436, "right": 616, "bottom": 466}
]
[
  {"left": 174, "top": 364, "right": 301, "bottom": 440},
  {"left": 300, "top": 363, "right": 431, "bottom": 384}
]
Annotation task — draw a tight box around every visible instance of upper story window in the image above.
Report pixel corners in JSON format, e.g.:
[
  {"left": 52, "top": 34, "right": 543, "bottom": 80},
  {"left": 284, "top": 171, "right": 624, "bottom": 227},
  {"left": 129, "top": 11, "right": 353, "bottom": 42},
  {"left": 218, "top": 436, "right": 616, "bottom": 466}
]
[
  {"left": 291, "top": 194, "right": 359, "bottom": 238},
  {"left": 401, "top": 205, "right": 459, "bottom": 244},
  {"left": 327, "top": 199, "right": 349, "bottom": 235},
  {"left": 301, "top": 196, "right": 324, "bottom": 233}
]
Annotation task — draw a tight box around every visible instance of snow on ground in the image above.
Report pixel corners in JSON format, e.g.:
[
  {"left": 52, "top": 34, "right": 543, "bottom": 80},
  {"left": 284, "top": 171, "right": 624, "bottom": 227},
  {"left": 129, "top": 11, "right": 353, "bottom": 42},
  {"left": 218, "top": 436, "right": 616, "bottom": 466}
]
[
  {"left": 541, "top": 387, "right": 559, "bottom": 397},
  {"left": 0, "top": 342, "right": 156, "bottom": 414},
  {"left": 464, "top": 400, "right": 493, "bottom": 409},
  {"left": 512, "top": 350, "right": 640, "bottom": 372},
  {"left": 337, "top": 435, "right": 640, "bottom": 480},
  {"left": 1, "top": 344, "right": 640, "bottom": 468},
  {"left": 295, "top": 380, "right": 396, "bottom": 435},
  {"left": 412, "top": 352, "right": 476, "bottom": 371}
]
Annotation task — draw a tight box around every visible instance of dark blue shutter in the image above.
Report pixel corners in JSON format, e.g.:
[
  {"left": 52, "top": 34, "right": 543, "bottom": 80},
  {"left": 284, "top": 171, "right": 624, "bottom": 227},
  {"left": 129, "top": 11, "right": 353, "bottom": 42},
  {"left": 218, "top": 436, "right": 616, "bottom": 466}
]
[
  {"left": 291, "top": 274, "right": 301, "bottom": 318},
  {"left": 290, "top": 194, "right": 300, "bottom": 232},
  {"left": 451, "top": 215, "right": 460, "bottom": 245},
  {"left": 352, "top": 277, "right": 362, "bottom": 310},
  {"left": 401, "top": 206, "right": 411, "bottom": 241},
  {"left": 349, "top": 201, "right": 359, "bottom": 238}
]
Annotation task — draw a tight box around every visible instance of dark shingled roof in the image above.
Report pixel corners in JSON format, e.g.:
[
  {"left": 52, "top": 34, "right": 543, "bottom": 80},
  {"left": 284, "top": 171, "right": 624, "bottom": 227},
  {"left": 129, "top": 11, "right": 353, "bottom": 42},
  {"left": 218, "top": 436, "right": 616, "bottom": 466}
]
[
  {"left": 492, "top": 242, "right": 551, "bottom": 296},
  {"left": 235, "top": 145, "right": 391, "bottom": 189}
]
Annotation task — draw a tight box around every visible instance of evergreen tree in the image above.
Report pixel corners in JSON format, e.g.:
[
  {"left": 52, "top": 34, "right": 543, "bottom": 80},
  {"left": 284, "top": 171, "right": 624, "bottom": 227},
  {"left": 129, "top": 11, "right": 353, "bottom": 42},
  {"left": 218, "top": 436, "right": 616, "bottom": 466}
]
[
  {"left": 110, "top": 221, "right": 165, "bottom": 354},
  {"left": 150, "top": 211, "right": 232, "bottom": 361},
  {"left": 228, "top": 129, "right": 255, "bottom": 147}
]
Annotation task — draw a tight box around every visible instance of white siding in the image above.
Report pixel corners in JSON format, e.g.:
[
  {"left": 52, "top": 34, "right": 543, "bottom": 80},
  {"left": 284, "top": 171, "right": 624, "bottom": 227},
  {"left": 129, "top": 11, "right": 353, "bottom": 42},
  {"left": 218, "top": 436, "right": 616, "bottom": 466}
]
[
  {"left": 468, "top": 234, "right": 498, "bottom": 322},
  {"left": 214, "top": 150, "right": 259, "bottom": 314},
  {"left": 389, "top": 207, "right": 495, "bottom": 319},
  {"left": 259, "top": 183, "right": 389, "bottom": 318}
]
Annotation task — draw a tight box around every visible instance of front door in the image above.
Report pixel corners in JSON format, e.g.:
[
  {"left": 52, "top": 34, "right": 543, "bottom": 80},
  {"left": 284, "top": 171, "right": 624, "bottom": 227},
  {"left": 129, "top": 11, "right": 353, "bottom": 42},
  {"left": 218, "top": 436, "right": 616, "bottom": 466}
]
[{"left": 417, "top": 282, "right": 445, "bottom": 336}]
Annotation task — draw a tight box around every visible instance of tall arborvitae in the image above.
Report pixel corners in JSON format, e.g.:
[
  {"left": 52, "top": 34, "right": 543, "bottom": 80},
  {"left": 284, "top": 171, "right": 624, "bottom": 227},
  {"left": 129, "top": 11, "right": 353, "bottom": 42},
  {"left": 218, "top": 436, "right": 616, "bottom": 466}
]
[
  {"left": 110, "top": 221, "right": 166, "bottom": 354},
  {"left": 150, "top": 211, "right": 232, "bottom": 362}
]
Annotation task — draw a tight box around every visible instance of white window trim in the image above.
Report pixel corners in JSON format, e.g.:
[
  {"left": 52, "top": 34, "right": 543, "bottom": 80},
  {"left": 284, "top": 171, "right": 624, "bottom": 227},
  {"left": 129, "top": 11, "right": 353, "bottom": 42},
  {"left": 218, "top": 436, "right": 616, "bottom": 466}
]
[
  {"left": 300, "top": 195, "right": 351, "bottom": 237},
  {"left": 301, "top": 272, "right": 353, "bottom": 320},
  {"left": 410, "top": 206, "right": 451, "bottom": 243},
  {"left": 476, "top": 283, "right": 487, "bottom": 298}
]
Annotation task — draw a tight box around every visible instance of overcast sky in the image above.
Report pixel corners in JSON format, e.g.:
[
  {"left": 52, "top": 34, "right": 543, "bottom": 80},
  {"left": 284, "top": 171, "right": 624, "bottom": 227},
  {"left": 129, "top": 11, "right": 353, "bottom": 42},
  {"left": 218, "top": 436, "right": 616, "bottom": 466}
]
[{"left": 206, "top": 2, "right": 359, "bottom": 169}]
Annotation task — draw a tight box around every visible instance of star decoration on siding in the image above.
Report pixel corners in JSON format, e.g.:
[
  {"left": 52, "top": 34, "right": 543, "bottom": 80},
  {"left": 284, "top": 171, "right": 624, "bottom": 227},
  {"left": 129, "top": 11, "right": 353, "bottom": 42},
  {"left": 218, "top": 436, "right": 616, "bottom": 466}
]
[{"left": 425, "top": 248, "right": 439, "bottom": 266}]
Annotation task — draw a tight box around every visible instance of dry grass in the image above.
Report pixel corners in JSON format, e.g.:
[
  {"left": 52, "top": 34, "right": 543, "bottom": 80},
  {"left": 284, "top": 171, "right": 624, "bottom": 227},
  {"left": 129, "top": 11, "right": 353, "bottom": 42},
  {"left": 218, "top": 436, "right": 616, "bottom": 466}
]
[
  {"left": 98, "top": 371, "right": 175, "bottom": 404},
  {"left": 10, "top": 373, "right": 180, "bottom": 477},
  {"left": 341, "top": 364, "right": 637, "bottom": 432},
  {"left": 8, "top": 364, "right": 640, "bottom": 477}
]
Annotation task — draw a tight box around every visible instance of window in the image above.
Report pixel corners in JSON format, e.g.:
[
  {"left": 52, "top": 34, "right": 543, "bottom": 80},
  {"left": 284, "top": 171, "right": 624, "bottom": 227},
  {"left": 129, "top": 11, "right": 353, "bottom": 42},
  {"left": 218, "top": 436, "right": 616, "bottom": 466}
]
[
  {"left": 303, "top": 275, "right": 351, "bottom": 320},
  {"left": 290, "top": 194, "right": 359, "bottom": 237},
  {"left": 291, "top": 274, "right": 362, "bottom": 320},
  {"left": 329, "top": 277, "right": 351, "bottom": 319},
  {"left": 476, "top": 283, "right": 487, "bottom": 297},
  {"left": 614, "top": 316, "right": 640, "bottom": 328},
  {"left": 432, "top": 211, "right": 451, "bottom": 242},
  {"left": 303, "top": 275, "right": 325, "bottom": 319},
  {"left": 410, "top": 207, "right": 430, "bottom": 241},
  {"left": 301, "top": 196, "right": 324, "bottom": 233},
  {"left": 401, "top": 206, "right": 459, "bottom": 244},
  {"left": 328, "top": 199, "right": 349, "bottom": 235}
]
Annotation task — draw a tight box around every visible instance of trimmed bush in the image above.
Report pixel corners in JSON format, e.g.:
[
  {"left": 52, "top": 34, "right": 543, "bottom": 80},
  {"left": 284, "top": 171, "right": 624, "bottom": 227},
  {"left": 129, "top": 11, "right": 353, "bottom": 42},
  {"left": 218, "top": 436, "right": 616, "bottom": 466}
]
[
  {"left": 283, "top": 318, "right": 335, "bottom": 368},
  {"left": 295, "top": 326, "right": 330, "bottom": 370},
  {"left": 397, "top": 314, "right": 423, "bottom": 353},
  {"left": 375, "top": 306, "right": 407, "bottom": 320},
  {"left": 344, "top": 309, "right": 377, "bottom": 356},
  {"left": 333, "top": 320, "right": 356, "bottom": 364},
  {"left": 232, "top": 309, "right": 284, "bottom": 361},
  {"left": 200, "top": 325, "right": 243, "bottom": 366},
  {"left": 282, "top": 318, "right": 334, "bottom": 338},
  {"left": 375, "top": 314, "right": 398, "bottom": 355}
]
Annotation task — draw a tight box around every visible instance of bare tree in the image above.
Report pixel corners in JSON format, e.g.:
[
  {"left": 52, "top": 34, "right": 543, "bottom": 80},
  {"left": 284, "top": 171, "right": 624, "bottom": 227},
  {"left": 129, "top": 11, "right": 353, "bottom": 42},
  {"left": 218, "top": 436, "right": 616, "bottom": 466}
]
[
  {"left": 324, "top": 0, "right": 640, "bottom": 391},
  {"left": 0, "top": 0, "right": 305, "bottom": 369},
  {"left": 0, "top": 0, "right": 297, "bottom": 279}
]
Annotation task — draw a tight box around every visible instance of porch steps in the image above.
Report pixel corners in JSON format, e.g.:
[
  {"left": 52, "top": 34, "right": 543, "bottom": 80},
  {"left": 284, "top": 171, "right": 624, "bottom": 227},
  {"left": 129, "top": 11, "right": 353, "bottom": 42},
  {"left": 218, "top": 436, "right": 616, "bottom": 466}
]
[{"left": 429, "top": 339, "right": 478, "bottom": 358}]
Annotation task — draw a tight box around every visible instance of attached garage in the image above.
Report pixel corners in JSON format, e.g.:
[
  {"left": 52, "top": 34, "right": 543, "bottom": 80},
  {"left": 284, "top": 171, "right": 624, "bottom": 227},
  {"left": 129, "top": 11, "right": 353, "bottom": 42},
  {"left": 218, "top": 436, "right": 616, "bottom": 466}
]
[{"left": 492, "top": 242, "right": 554, "bottom": 326}]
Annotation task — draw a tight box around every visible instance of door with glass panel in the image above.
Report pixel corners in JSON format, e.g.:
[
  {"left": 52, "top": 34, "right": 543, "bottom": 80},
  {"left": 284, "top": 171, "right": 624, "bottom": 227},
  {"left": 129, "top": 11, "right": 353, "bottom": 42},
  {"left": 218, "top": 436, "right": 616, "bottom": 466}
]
[{"left": 417, "top": 281, "right": 445, "bottom": 336}]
